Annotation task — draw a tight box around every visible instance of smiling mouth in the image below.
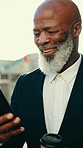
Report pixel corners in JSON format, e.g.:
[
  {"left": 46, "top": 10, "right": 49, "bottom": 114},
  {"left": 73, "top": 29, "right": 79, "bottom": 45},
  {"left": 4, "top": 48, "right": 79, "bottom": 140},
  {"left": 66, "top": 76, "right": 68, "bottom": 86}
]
[
  {"left": 41, "top": 48, "right": 57, "bottom": 57},
  {"left": 43, "top": 49, "right": 54, "bottom": 53}
]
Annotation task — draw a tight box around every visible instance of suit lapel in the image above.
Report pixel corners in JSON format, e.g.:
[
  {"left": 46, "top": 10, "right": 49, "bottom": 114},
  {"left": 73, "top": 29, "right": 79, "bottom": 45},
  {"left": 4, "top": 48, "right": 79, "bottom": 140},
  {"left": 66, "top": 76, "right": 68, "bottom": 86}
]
[
  {"left": 59, "top": 57, "right": 83, "bottom": 139},
  {"left": 34, "top": 70, "right": 47, "bottom": 134}
]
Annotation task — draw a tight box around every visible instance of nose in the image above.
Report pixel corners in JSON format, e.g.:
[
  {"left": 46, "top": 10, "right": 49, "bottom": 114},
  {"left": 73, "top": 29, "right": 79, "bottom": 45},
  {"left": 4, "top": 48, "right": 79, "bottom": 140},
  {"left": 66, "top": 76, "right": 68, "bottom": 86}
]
[{"left": 37, "top": 32, "right": 50, "bottom": 45}]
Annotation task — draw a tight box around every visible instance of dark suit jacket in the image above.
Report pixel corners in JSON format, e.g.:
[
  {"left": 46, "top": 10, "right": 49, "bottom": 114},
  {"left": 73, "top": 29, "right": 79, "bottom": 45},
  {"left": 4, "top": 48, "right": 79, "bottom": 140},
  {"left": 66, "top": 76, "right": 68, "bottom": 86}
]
[{"left": 2, "top": 57, "right": 83, "bottom": 148}]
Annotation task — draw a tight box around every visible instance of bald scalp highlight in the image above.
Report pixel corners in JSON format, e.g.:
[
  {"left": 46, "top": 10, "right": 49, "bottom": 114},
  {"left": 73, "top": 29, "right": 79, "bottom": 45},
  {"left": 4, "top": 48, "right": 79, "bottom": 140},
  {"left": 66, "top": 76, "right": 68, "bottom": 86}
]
[{"left": 34, "top": 0, "right": 82, "bottom": 24}]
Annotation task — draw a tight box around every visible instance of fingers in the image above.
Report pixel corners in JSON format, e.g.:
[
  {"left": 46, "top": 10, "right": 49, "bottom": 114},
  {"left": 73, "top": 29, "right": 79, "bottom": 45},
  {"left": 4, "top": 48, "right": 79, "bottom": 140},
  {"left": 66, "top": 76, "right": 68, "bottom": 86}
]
[
  {"left": 0, "top": 113, "right": 14, "bottom": 125},
  {"left": 0, "top": 127, "right": 25, "bottom": 143},
  {"left": 7, "top": 126, "right": 25, "bottom": 136},
  {"left": 0, "top": 117, "right": 21, "bottom": 133},
  {"left": 0, "top": 113, "right": 25, "bottom": 143}
]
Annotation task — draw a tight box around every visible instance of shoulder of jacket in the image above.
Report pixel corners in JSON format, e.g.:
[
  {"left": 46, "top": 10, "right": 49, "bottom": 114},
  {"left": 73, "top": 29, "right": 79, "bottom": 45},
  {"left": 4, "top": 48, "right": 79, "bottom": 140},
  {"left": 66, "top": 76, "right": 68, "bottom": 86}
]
[{"left": 16, "top": 68, "right": 45, "bottom": 84}]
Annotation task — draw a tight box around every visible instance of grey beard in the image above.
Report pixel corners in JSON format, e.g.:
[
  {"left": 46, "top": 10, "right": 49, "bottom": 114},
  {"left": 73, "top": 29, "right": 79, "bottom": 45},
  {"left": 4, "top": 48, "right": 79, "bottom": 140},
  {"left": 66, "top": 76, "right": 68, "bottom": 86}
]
[{"left": 38, "top": 34, "right": 74, "bottom": 75}]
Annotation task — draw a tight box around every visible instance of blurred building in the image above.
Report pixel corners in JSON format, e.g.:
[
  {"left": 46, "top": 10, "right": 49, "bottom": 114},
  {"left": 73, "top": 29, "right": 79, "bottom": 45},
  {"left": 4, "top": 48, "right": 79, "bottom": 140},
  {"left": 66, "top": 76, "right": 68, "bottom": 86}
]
[{"left": 0, "top": 53, "right": 38, "bottom": 102}]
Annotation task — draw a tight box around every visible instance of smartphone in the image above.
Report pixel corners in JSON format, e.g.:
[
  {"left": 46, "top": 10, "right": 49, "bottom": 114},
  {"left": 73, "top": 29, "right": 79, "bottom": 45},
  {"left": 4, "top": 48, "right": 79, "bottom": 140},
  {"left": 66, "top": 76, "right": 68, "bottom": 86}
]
[
  {"left": 0, "top": 89, "right": 14, "bottom": 116},
  {"left": 0, "top": 89, "right": 20, "bottom": 130}
]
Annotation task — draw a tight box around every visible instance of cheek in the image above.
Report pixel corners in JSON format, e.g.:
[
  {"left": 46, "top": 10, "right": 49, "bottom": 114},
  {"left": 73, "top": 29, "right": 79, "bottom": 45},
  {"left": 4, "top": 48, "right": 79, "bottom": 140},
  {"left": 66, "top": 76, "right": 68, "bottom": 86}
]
[{"left": 52, "top": 33, "right": 69, "bottom": 44}]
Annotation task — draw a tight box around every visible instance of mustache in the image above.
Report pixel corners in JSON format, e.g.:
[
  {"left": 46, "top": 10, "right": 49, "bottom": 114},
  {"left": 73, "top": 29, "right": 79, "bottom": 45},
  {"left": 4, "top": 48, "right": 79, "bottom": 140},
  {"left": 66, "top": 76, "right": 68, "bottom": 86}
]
[{"left": 38, "top": 45, "right": 58, "bottom": 51}]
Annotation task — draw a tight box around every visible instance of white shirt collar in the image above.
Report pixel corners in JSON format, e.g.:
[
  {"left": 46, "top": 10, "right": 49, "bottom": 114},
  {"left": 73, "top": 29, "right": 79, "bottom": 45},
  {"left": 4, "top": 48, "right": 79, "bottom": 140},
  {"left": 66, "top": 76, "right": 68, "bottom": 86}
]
[
  {"left": 49, "top": 72, "right": 58, "bottom": 83},
  {"left": 48, "top": 54, "right": 82, "bottom": 83}
]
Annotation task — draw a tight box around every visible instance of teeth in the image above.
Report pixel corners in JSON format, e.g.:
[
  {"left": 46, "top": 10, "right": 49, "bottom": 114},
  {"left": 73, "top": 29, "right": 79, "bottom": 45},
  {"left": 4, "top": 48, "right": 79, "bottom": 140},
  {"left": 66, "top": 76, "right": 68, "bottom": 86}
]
[{"left": 43, "top": 49, "right": 53, "bottom": 53}]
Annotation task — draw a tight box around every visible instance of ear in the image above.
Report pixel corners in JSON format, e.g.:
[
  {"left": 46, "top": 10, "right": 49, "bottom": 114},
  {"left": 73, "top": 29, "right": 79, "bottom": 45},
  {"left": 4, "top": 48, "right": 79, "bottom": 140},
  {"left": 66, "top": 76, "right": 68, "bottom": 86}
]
[{"left": 73, "top": 22, "right": 82, "bottom": 37}]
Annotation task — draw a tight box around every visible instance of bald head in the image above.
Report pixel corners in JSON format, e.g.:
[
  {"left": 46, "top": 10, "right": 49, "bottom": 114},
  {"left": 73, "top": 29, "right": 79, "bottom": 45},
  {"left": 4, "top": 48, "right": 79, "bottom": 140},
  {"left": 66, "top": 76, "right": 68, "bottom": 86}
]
[
  {"left": 34, "top": 0, "right": 82, "bottom": 25},
  {"left": 33, "top": 0, "right": 82, "bottom": 71}
]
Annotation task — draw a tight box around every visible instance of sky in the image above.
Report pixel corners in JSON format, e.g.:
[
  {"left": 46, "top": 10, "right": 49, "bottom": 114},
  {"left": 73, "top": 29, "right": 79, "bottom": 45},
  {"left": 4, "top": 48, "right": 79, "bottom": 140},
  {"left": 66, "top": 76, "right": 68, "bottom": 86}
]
[{"left": 0, "top": 0, "right": 83, "bottom": 60}]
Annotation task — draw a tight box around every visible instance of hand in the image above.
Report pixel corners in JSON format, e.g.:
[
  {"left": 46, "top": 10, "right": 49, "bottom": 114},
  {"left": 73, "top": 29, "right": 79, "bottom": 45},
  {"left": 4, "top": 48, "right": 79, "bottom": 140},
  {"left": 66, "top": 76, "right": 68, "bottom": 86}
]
[{"left": 0, "top": 113, "right": 25, "bottom": 143}]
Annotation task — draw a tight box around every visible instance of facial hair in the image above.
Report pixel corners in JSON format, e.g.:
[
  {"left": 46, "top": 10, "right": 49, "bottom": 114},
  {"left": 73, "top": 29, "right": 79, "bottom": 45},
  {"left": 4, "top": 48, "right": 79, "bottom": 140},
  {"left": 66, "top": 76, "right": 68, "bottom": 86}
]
[{"left": 38, "top": 33, "right": 74, "bottom": 75}]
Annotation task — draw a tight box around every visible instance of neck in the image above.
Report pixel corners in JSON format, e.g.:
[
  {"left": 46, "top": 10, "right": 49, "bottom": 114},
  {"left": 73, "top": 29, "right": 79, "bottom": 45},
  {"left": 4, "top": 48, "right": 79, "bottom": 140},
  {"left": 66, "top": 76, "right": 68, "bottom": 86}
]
[{"left": 60, "top": 51, "right": 80, "bottom": 73}]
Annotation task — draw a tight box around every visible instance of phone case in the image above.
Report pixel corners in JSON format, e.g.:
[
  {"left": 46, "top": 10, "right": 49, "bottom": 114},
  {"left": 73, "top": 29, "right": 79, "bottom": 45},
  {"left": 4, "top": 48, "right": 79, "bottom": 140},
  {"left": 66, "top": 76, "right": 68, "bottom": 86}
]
[
  {"left": 0, "top": 89, "right": 13, "bottom": 116},
  {"left": 0, "top": 89, "right": 20, "bottom": 130}
]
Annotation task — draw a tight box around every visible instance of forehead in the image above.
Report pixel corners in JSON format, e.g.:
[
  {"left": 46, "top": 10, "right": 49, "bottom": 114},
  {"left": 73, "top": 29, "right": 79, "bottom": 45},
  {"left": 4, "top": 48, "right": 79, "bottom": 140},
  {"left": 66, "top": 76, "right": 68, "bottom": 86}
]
[{"left": 34, "top": 9, "right": 66, "bottom": 30}]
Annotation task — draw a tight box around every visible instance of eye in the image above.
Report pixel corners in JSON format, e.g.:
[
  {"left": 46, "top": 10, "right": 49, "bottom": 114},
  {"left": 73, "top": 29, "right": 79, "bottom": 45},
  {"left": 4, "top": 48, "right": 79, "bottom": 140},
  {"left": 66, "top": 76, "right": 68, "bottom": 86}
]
[
  {"left": 48, "top": 30, "right": 61, "bottom": 35},
  {"left": 34, "top": 33, "right": 40, "bottom": 38},
  {"left": 48, "top": 31, "right": 55, "bottom": 35}
]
